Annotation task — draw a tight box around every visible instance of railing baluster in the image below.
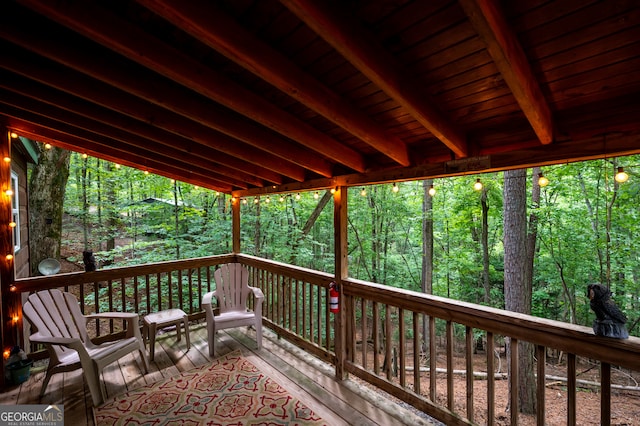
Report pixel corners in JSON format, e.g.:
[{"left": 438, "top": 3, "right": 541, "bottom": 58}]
[
  {"left": 429, "top": 315, "right": 436, "bottom": 402},
  {"left": 133, "top": 276, "right": 139, "bottom": 315},
  {"left": 167, "top": 271, "right": 173, "bottom": 310},
  {"left": 567, "top": 353, "right": 576, "bottom": 426},
  {"left": 446, "top": 320, "right": 454, "bottom": 411},
  {"left": 399, "top": 308, "right": 406, "bottom": 387},
  {"left": 362, "top": 298, "right": 368, "bottom": 370},
  {"left": 145, "top": 274, "right": 151, "bottom": 315},
  {"left": 510, "top": 337, "right": 519, "bottom": 426},
  {"left": 536, "top": 345, "right": 546, "bottom": 426},
  {"left": 385, "top": 304, "right": 392, "bottom": 380},
  {"left": 487, "top": 332, "right": 495, "bottom": 426},
  {"left": 466, "top": 325, "right": 474, "bottom": 422},
  {"left": 413, "top": 312, "right": 419, "bottom": 394},
  {"left": 373, "top": 301, "right": 380, "bottom": 375},
  {"left": 601, "top": 362, "right": 611, "bottom": 426}
]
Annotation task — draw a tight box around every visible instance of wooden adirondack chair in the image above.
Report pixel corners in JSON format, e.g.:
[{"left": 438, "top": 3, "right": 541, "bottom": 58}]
[
  {"left": 203, "top": 263, "right": 264, "bottom": 356},
  {"left": 22, "top": 289, "right": 149, "bottom": 406}
]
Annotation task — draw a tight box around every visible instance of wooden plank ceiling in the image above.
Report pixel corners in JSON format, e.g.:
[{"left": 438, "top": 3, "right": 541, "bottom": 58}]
[{"left": 1, "top": 0, "right": 639, "bottom": 196}]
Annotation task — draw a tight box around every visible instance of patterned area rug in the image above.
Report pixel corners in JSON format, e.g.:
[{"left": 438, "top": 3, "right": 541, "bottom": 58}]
[{"left": 94, "top": 350, "right": 327, "bottom": 425}]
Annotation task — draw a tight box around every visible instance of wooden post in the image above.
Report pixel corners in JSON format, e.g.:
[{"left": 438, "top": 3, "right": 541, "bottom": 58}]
[
  {"left": 333, "top": 185, "right": 347, "bottom": 379},
  {"left": 0, "top": 128, "right": 18, "bottom": 388},
  {"left": 231, "top": 195, "right": 240, "bottom": 253}
]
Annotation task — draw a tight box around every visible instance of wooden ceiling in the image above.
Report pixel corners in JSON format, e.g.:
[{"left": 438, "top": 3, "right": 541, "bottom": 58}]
[{"left": 1, "top": 0, "right": 639, "bottom": 196}]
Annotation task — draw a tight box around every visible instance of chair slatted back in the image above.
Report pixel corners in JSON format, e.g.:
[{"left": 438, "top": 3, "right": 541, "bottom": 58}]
[
  {"left": 213, "top": 263, "right": 251, "bottom": 314},
  {"left": 23, "top": 289, "right": 91, "bottom": 362}
]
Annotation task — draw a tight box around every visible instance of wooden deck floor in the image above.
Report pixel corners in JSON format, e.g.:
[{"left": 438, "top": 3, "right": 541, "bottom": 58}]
[{"left": 1, "top": 322, "right": 438, "bottom": 425}]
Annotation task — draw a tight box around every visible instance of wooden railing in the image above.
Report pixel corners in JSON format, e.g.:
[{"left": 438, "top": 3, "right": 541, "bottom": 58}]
[{"left": 14, "top": 254, "right": 640, "bottom": 426}]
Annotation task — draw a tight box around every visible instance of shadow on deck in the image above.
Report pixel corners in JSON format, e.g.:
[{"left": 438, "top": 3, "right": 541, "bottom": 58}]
[{"left": 0, "top": 322, "right": 440, "bottom": 426}]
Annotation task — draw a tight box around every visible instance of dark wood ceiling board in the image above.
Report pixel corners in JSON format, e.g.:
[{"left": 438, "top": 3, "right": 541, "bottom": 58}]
[
  {"left": 1, "top": 110, "right": 238, "bottom": 191},
  {"left": 0, "top": 45, "right": 298, "bottom": 185},
  {"left": 140, "top": 0, "right": 411, "bottom": 167},
  {"left": 548, "top": 67, "right": 640, "bottom": 113},
  {"left": 523, "top": 4, "right": 640, "bottom": 62},
  {"left": 363, "top": 0, "right": 449, "bottom": 42},
  {"left": 281, "top": 0, "right": 468, "bottom": 158},
  {"left": 538, "top": 33, "right": 640, "bottom": 87},
  {"left": 20, "top": 0, "right": 367, "bottom": 174},
  {"left": 515, "top": 1, "right": 634, "bottom": 50},
  {"left": 0, "top": 85, "right": 266, "bottom": 188},
  {"left": 415, "top": 44, "right": 492, "bottom": 86},
  {"left": 392, "top": 11, "right": 475, "bottom": 65}
]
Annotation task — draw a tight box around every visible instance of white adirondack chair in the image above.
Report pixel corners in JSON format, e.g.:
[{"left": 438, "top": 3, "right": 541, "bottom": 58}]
[
  {"left": 23, "top": 289, "right": 149, "bottom": 406},
  {"left": 203, "top": 263, "right": 264, "bottom": 356}
]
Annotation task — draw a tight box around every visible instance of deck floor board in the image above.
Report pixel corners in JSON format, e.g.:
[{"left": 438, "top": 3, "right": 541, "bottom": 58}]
[{"left": 1, "top": 323, "right": 437, "bottom": 425}]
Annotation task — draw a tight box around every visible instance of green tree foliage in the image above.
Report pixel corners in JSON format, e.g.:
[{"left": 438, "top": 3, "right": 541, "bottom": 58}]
[{"left": 61, "top": 152, "right": 640, "bottom": 335}]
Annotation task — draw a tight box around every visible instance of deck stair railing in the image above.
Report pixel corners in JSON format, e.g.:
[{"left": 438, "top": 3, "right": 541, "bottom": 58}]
[{"left": 14, "top": 253, "right": 640, "bottom": 426}]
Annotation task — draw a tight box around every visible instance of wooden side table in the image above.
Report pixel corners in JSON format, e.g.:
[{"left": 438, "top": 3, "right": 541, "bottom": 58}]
[{"left": 143, "top": 309, "right": 191, "bottom": 361}]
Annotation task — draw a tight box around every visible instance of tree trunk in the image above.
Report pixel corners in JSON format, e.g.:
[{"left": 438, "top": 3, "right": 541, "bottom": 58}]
[
  {"left": 421, "top": 179, "right": 434, "bottom": 350},
  {"left": 28, "top": 146, "right": 71, "bottom": 275},
  {"left": 503, "top": 169, "right": 536, "bottom": 415}
]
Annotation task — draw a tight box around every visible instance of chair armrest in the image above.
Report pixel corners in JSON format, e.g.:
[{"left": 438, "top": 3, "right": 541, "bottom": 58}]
[
  {"left": 29, "top": 332, "right": 83, "bottom": 348},
  {"left": 249, "top": 286, "right": 264, "bottom": 302},
  {"left": 202, "top": 291, "right": 217, "bottom": 307},
  {"left": 86, "top": 312, "right": 139, "bottom": 320}
]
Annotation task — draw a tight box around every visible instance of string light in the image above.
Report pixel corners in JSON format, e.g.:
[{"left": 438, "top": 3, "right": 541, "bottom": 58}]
[
  {"left": 314, "top": 192, "right": 319, "bottom": 199},
  {"left": 537, "top": 172, "right": 549, "bottom": 187},
  {"left": 254, "top": 197, "right": 259, "bottom": 204},
  {"left": 3, "top": 157, "right": 10, "bottom": 163},
  {"left": 82, "top": 153, "right": 88, "bottom": 159},
  {"left": 265, "top": 196, "right": 271, "bottom": 203},
  {"left": 428, "top": 184, "right": 436, "bottom": 197},
  {"left": 5, "top": 254, "right": 13, "bottom": 261},
  {"left": 392, "top": 183, "right": 399, "bottom": 193},
  {"left": 5, "top": 189, "right": 13, "bottom": 197},
  {"left": 615, "top": 167, "right": 629, "bottom": 183},
  {"left": 10, "top": 132, "right": 18, "bottom": 139},
  {"left": 9, "top": 285, "right": 16, "bottom": 292},
  {"left": 473, "top": 179, "right": 483, "bottom": 191},
  {"left": 360, "top": 188, "right": 367, "bottom": 197},
  {"left": 330, "top": 187, "right": 336, "bottom": 194},
  {"left": 44, "top": 143, "right": 52, "bottom": 150},
  {"left": 242, "top": 198, "right": 247, "bottom": 204},
  {"left": 9, "top": 222, "right": 16, "bottom": 228},
  {"left": 295, "top": 193, "right": 301, "bottom": 201},
  {"left": 115, "top": 164, "right": 121, "bottom": 169},
  {"left": 279, "top": 195, "right": 285, "bottom": 202}
]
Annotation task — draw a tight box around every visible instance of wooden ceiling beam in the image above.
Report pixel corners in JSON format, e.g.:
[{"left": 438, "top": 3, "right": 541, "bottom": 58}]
[
  {"left": 4, "top": 117, "right": 234, "bottom": 193},
  {"left": 20, "top": 0, "right": 366, "bottom": 173},
  {"left": 0, "top": 87, "right": 262, "bottom": 189},
  {"left": 139, "top": 0, "right": 411, "bottom": 167},
  {"left": 281, "top": 0, "right": 468, "bottom": 158},
  {"left": 458, "top": 0, "right": 554, "bottom": 145},
  {"left": 0, "top": 49, "right": 297, "bottom": 186}
]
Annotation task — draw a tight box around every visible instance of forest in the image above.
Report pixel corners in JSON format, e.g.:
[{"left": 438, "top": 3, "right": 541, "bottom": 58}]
[{"left": 59, "top": 151, "right": 640, "bottom": 337}]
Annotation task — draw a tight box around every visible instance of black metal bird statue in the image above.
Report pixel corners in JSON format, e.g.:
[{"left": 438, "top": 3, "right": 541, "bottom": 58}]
[{"left": 587, "top": 283, "right": 628, "bottom": 339}]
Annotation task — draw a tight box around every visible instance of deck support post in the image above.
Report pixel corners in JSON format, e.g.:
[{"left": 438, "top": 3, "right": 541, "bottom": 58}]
[
  {"left": 0, "top": 127, "right": 18, "bottom": 388},
  {"left": 333, "top": 185, "right": 347, "bottom": 379},
  {"left": 232, "top": 195, "right": 240, "bottom": 253}
]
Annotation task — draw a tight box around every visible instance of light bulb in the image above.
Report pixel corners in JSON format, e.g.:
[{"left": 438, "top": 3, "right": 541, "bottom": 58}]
[
  {"left": 474, "top": 179, "right": 483, "bottom": 191},
  {"left": 537, "top": 173, "right": 549, "bottom": 187},
  {"left": 10, "top": 132, "right": 18, "bottom": 139},
  {"left": 428, "top": 185, "right": 436, "bottom": 197},
  {"left": 242, "top": 198, "right": 247, "bottom": 204},
  {"left": 9, "top": 222, "right": 16, "bottom": 228},
  {"left": 3, "top": 157, "right": 10, "bottom": 163},
  {"left": 254, "top": 197, "right": 259, "bottom": 204},
  {"left": 115, "top": 164, "right": 121, "bottom": 169},
  {"left": 265, "top": 196, "right": 271, "bottom": 203},
  {"left": 82, "top": 153, "right": 88, "bottom": 159},
  {"left": 314, "top": 192, "right": 319, "bottom": 199},
  {"left": 392, "top": 183, "right": 399, "bottom": 193},
  {"left": 44, "top": 143, "right": 52, "bottom": 149},
  {"left": 279, "top": 196, "right": 285, "bottom": 202},
  {"left": 360, "top": 188, "right": 367, "bottom": 196},
  {"left": 330, "top": 187, "right": 336, "bottom": 194},
  {"left": 5, "top": 189, "right": 13, "bottom": 196},
  {"left": 615, "top": 167, "right": 629, "bottom": 183},
  {"left": 5, "top": 254, "right": 13, "bottom": 261},
  {"left": 295, "top": 193, "right": 301, "bottom": 201}
]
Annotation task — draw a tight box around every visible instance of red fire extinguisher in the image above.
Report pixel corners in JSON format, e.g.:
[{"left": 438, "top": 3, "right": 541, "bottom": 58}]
[{"left": 329, "top": 281, "right": 339, "bottom": 313}]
